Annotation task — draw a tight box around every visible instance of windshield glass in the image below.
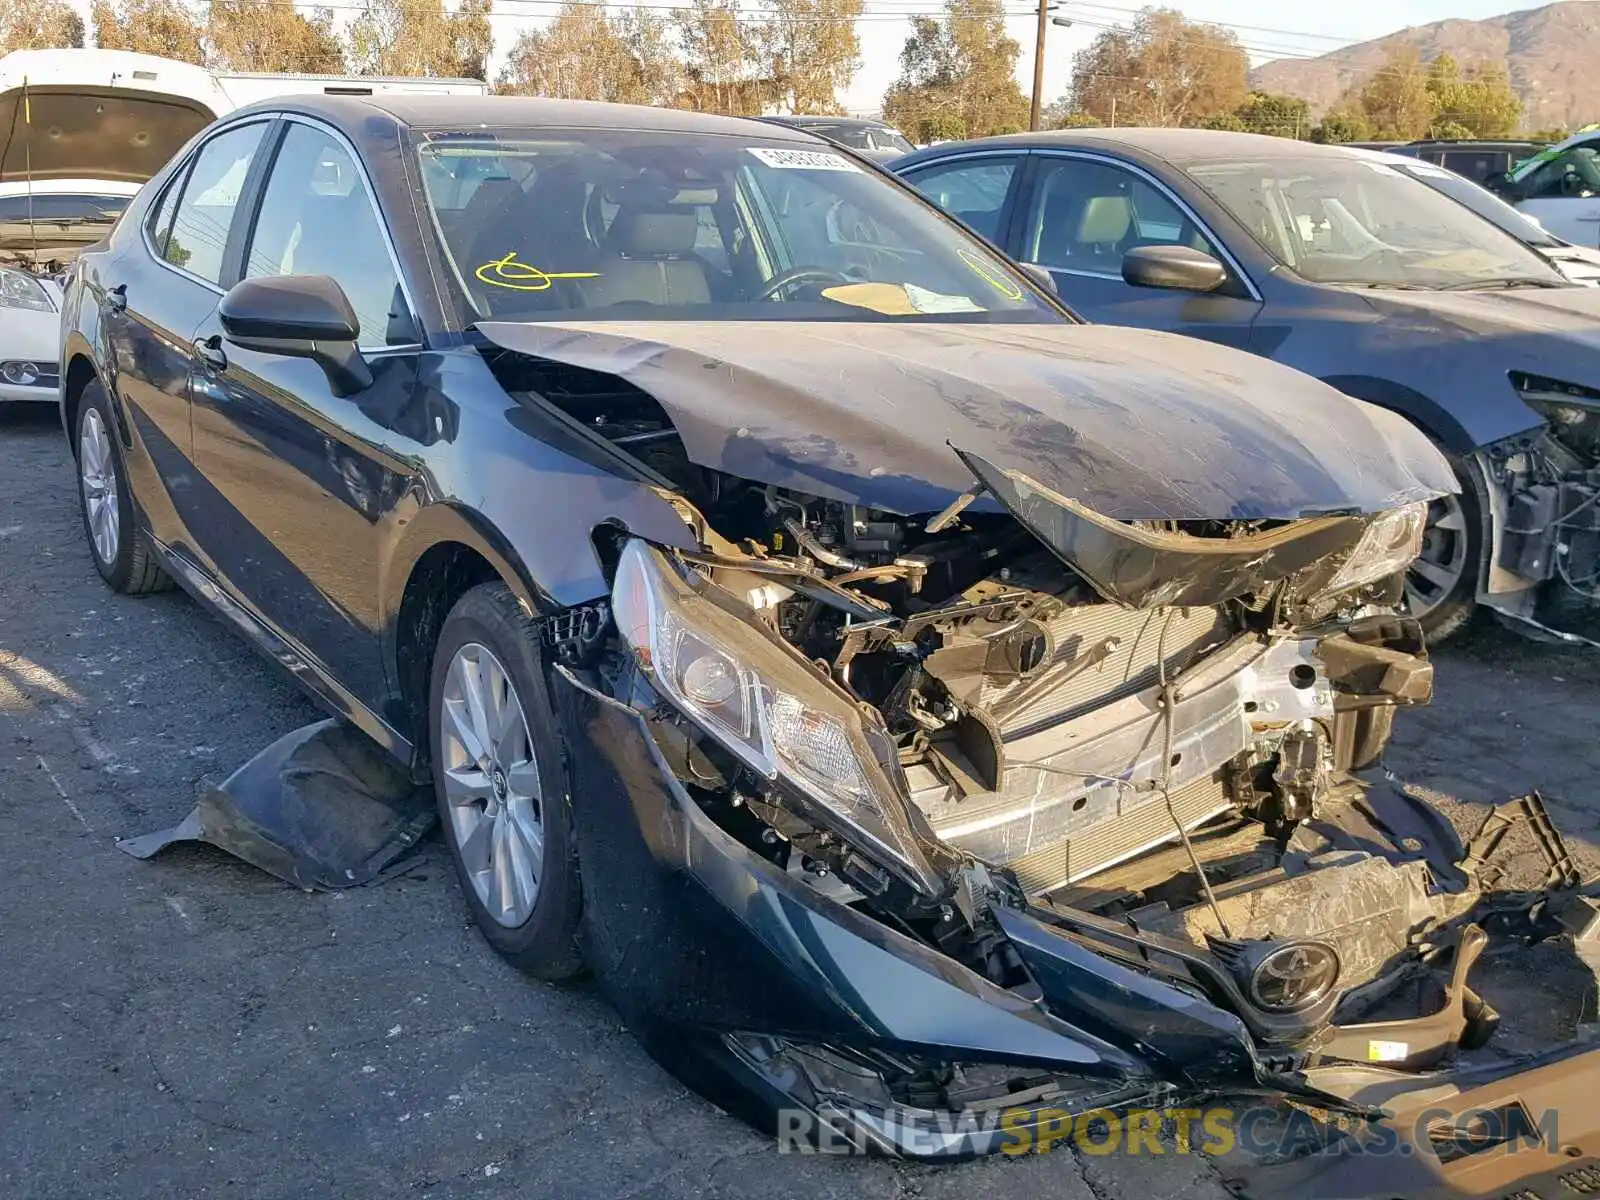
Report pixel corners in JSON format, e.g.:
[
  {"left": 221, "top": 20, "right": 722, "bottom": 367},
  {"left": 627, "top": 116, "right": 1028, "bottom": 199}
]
[
  {"left": 1188, "top": 156, "right": 1565, "bottom": 289},
  {"left": 416, "top": 128, "right": 1059, "bottom": 323},
  {"left": 0, "top": 194, "right": 130, "bottom": 249},
  {"left": 1391, "top": 160, "right": 1561, "bottom": 247}
]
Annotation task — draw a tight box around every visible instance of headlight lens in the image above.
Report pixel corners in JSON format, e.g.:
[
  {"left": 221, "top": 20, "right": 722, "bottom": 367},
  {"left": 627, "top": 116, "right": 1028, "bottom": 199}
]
[
  {"left": 0, "top": 265, "right": 54, "bottom": 313},
  {"left": 1315, "top": 502, "right": 1428, "bottom": 599},
  {"left": 612, "top": 538, "right": 937, "bottom": 893}
]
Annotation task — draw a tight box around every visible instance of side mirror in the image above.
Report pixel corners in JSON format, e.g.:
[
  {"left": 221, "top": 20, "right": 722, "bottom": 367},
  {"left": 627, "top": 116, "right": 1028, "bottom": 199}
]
[
  {"left": 218, "top": 274, "right": 373, "bottom": 397},
  {"left": 1122, "top": 244, "right": 1227, "bottom": 293},
  {"left": 1020, "top": 262, "right": 1058, "bottom": 294}
]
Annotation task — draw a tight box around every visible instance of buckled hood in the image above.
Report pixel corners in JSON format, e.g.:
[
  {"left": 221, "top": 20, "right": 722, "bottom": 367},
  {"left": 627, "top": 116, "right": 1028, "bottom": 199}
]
[{"left": 476, "top": 320, "right": 1454, "bottom": 521}]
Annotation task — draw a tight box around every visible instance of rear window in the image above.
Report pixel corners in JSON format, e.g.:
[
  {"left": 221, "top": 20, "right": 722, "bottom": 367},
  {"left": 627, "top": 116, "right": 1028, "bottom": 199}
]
[{"left": 0, "top": 194, "right": 130, "bottom": 225}]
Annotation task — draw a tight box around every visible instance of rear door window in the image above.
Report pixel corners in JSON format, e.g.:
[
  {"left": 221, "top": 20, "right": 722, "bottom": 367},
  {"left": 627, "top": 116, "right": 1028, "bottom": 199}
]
[
  {"left": 160, "top": 122, "right": 268, "bottom": 284},
  {"left": 900, "top": 157, "right": 1021, "bottom": 242}
]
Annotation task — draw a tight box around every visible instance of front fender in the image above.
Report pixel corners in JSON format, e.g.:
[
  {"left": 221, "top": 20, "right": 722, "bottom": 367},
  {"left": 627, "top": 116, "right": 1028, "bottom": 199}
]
[{"left": 1321, "top": 374, "right": 1482, "bottom": 457}]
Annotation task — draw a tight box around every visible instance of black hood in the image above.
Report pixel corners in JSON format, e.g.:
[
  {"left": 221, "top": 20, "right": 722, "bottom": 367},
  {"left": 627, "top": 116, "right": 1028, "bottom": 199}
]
[
  {"left": 477, "top": 320, "right": 1453, "bottom": 521},
  {"left": 1361, "top": 283, "right": 1600, "bottom": 351}
]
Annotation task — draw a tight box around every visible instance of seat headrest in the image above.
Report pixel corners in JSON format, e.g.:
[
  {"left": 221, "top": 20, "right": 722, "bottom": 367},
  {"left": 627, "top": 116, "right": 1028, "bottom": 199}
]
[
  {"left": 607, "top": 205, "right": 699, "bottom": 258},
  {"left": 1076, "top": 195, "right": 1132, "bottom": 245}
]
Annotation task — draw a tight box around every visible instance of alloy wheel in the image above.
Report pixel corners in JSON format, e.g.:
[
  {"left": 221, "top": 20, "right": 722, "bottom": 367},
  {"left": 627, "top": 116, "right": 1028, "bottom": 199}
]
[
  {"left": 439, "top": 642, "right": 544, "bottom": 927},
  {"left": 79, "top": 407, "right": 120, "bottom": 567},
  {"left": 1404, "top": 493, "right": 1469, "bottom": 618}
]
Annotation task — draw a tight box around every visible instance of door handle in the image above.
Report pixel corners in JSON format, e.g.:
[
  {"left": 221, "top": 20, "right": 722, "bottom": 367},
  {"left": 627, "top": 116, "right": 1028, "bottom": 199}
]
[
  {"left": 193, "top": 335, "right": 227, "bottom": 372},
  {"left": 104, "top": 283, "right": 127, "bottom": 314}
]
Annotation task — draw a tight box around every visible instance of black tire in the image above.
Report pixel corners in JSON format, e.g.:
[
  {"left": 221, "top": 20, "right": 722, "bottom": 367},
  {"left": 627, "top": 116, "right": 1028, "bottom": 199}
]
[
  {"left": 74, "top": 380, "right": 171, "bottom": 595},
  {"left": 1406, "top": 455, "right": 1486, "bottom": 646},
  {"left": 428, "top": 582, "right": 585, "bottom": 981}
]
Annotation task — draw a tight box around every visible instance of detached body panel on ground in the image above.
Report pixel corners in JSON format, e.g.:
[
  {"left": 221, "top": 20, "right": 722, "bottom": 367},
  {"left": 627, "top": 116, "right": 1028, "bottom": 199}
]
[{"left": 55, "top": 94, "right": 1600, "bottom": 1181}]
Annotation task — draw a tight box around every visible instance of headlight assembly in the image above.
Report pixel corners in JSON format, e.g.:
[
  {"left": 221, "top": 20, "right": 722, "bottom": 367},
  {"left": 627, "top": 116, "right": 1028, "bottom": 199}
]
[
  {"left": 0, "top": 265, "right": 55, "bottom": 313},
  {"left": 1513, "top": 372, "right": 1600, "bottom": 459},
  {"left": 612, "top": 538, "right": 939, "bottom": 894},
  {"left": 1302, "top": 502, "right": 1428, "bottom": 603}
]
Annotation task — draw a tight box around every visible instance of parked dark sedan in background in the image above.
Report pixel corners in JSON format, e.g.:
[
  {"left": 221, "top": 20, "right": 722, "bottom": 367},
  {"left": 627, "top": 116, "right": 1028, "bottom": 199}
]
[
  {"left": 57, "top": 94, "right": 1600, "bottom": 1176},
  {"left": 755, "top": 113, "right": 914, "bottom": 162},
  {"left": 896, "top": 129, "right": 1600, "bottom": 646}
]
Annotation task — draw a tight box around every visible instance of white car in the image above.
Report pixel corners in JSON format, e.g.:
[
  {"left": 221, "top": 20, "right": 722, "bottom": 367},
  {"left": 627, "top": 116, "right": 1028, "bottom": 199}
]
[
  {"left": 0, "top": 46, "right": 487, "bottom": 403},
  {"left": 1496, "top": 129, "right": 1600, "bottom": 249},
  {"left": 1345, "top": 147, "right": 1600, "bottom": 285}
]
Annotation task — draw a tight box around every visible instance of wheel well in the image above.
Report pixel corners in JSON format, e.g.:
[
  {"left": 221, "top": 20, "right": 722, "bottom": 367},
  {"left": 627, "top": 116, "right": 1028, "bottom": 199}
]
[
  {"left": 395, "top": 542, "right": 499, "bottom": 769},
  {"left": 62, "top": 356, "right": 98, "bottom": 453}
]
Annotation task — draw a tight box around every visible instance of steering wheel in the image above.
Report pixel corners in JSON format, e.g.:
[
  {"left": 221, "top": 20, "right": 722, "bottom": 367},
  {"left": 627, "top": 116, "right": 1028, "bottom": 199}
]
[{"left": 756, "top": 266, "right": 853, "bottom": 301}]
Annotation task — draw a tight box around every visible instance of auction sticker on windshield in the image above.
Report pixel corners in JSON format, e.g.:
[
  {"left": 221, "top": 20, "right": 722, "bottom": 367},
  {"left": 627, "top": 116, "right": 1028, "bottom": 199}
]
[{"left": 747, "top": 147, "right": 859, "bottom": 171}]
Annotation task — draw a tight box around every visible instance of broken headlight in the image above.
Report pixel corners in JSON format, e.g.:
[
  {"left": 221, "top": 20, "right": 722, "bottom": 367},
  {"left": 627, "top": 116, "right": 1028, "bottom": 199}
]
[
  {"left": 612, "top": 538, "right": 939, "bottom": 894},
  {"left": 1514, "top": 372, "right": 1600, "bottom": 460},
  {"left": 1304, "top": 503, "right": 1427, "bottom": 603}
]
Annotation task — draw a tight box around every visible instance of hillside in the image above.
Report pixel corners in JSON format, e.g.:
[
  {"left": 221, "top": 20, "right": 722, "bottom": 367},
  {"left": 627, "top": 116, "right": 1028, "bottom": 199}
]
[{"left": 1251, "top": 1, "right": 1600, "bottom": 130}]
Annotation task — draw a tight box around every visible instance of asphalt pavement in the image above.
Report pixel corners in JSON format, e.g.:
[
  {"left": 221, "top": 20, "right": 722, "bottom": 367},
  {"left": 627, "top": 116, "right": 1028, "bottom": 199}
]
[{"left": 5, "top": 401, "right": 1600, "bottom": 1199}]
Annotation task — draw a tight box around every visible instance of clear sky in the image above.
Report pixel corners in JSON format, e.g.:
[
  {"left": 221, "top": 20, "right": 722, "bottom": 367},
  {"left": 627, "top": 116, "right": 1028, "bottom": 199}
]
[{"left": 60, "top": 0, "right": 1554, "bottom": 113}]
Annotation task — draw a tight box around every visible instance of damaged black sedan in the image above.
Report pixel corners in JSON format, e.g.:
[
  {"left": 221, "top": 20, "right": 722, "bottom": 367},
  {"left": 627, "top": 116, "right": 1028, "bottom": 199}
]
[{"left": 59, "top": 95, "right": 1600, "bottom": 1176}]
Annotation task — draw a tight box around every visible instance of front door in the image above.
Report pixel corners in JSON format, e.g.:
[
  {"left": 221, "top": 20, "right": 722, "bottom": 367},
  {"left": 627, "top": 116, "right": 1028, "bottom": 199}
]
[
  {"left": 187, "top": 118, "right": 422, "bottom": 719},
  {"left": 1011, "top": 154, "right": 1261, "bottom": 348}
]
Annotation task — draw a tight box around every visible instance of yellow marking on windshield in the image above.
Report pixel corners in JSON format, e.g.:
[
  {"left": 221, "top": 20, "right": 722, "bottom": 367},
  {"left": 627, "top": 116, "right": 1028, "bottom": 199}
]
[
  {"left": 475, "top": 251, "right": 600, "bottom": 291},
  {"left": 957, "top": 249, "right": 1024, "bottom": 300}
]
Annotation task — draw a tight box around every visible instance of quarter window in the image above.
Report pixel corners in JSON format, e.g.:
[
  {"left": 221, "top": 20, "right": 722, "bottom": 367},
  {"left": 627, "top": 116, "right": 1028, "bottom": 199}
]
[
  {"left": 161, "top": 122, "right": 267, "bottom": 284},
  {"left": 1021, "top": 158, "right": 1222, "bottom": 277},
  {"left": 903, "top": 158, "right": 1020, "bottom": 242},
  {"left": 244, "top": 123, "right": 409, "bottom": 348}
]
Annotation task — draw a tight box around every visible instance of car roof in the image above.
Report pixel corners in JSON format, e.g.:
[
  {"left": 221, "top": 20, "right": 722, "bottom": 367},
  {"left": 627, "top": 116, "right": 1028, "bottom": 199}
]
[
  {"left": 228, "top": 92, "right": 820, "bottom": 142},
  {"left": 761, "top": 114, "right": 891, "bottom": 129},
  {"left": 894, "top": 127, "right": 1364, "bottom": 169}
]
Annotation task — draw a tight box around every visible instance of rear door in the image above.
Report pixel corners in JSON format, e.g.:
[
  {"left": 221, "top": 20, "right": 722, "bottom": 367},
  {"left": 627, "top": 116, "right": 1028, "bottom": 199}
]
[
  {"left": 1010, "top": 152, "right": 1261, "bottom": 348},
  {"left": 186, "top": 116, "right": 422, "bottom": 722},
  {"left": 106, "top": 119, "right": 271, "bottom": 555}
]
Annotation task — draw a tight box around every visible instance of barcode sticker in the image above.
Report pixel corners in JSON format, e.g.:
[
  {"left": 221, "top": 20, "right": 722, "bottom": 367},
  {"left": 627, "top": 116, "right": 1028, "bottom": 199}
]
[{"left": 747, "top": 147, "right": 859, "bottom": 172}]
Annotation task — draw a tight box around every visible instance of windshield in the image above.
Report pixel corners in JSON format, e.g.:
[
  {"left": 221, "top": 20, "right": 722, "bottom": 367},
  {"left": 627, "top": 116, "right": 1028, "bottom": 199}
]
[
  {"left": 801, "top": 123, "right": 915, "bottom": 155},
  {"left": 416, "top": 128, "right": 1058, "bottom": 323},
  {"left": 1391, "top": 160, "right": 1561, "bottom": 247},
  {"left": 0, "top": 194, "right": 130, "bottom": 249},
  {"left": 1188, "top": 156, "right": 1565, "bottom": 289}
]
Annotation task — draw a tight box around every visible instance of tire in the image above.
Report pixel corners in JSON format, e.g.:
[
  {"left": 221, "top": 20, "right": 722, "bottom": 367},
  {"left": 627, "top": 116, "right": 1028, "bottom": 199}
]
[
  {"left": 74, "top": 380, "right": 170, "bottom": 595},
  {"left": 428, "top": 582, "right": 585, "bottom": 981},
  {"left": 1405, "top": 454, "right": 1486, "bottom": 645}
]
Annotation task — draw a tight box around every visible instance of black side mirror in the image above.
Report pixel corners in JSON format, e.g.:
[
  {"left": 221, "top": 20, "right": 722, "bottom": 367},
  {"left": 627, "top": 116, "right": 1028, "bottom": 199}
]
[
  {"left": 1122, "top": 244, "right": 1227, "bottom": 293},
  {"left": 218, "top": 274, "right": 373, "bottom": 397},
  {"left": 1020, "top": 262, "right": 1058, "bottom": 294}
]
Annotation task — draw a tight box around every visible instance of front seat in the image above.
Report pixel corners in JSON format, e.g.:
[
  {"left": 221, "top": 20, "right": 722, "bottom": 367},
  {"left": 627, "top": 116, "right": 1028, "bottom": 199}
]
[
  {"left": 1073, "top": 194, "right": 1132, "bottom": 263},
  {"left": 576, "top": 203, "right": 713, "bottom": 308}
]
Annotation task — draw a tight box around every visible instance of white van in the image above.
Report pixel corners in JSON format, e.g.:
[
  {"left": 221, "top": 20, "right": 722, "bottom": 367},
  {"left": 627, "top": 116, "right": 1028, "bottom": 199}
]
[{"left": 0, "top": 48, "right": 485, "bottom": 402}]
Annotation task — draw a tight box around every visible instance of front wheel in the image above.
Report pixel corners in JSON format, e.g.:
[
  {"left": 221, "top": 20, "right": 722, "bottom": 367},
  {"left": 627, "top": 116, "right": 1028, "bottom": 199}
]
[
  {"left": 428, "top": 583, "right": 585, "bottom": 980},
  {"left": 1404, "top": 459, "right": 1485, "bottom": 644}
]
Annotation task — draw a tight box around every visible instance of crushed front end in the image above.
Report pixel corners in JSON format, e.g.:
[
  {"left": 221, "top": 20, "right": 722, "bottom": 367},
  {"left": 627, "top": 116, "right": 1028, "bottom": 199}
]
[{"left": 538, "top": 449, "right": 1597, "bottom": 1159}]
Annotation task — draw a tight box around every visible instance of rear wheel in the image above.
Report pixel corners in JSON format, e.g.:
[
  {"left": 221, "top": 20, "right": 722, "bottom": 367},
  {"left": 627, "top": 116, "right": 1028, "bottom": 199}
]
[
  {"left": 428, "top": 583, "right": 585, "bottom": 981},
  {"left": 1404, "top": 460, "right": 1484, "bottom": 644},
  {"left": 75, "top": 381, "right": 170, "bottom": 594}
]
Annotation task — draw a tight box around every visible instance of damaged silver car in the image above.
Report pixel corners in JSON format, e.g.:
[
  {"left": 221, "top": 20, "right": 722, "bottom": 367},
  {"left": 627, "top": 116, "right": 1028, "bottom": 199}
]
[{"left": 67, "top": 97, "right": 1600, "bottom": 1181}]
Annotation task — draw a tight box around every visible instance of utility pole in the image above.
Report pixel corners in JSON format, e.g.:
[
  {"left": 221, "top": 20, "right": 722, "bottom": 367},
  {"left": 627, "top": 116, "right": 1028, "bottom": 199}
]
[{"left": 1029, "top": 2, "right": 1072, "bottom": 131}]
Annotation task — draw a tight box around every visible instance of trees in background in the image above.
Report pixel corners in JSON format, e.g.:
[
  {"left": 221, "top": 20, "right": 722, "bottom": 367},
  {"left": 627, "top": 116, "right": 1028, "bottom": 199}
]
[
  {"left": 91, "top": 0, "right": 206, "bottom": 64},
  {"left": 882, "top": 0, "right": 1027, "bottom": 143},
  {"left": 759, "top": 0, "right": 863, "bottom": 115},
  {"left": 349, "top": 0, "right": 493, "bottom": 79},
  {"left": 1068, "top": 8, "right": 1247, "bottom": 129},
  {"left": 208, "top": 0, "right": 344, "bottom": 74},
  {"left": 498, "top": 2, "right": 681, "bottom": 105},
  {"left": 1331, "top": 45, "right": 1523, "bottom": 141},
  {"left": 1, "top": 0, "right": 85, "bottom": 53}
]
